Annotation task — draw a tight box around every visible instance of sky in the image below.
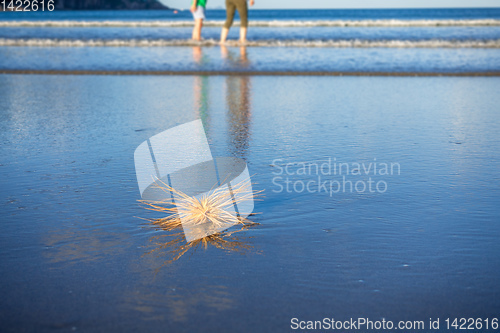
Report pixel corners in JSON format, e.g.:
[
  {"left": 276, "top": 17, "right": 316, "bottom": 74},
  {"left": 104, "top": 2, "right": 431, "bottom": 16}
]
[{"left": 160, "top": 0, "right": 500, "bottom": 9}]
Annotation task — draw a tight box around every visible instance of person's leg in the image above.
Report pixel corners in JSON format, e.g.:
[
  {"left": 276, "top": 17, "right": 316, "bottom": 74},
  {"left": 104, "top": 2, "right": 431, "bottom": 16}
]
[
  {"left": 235, "top": 0, "right": 248, "bottom": 43},
  {"left": 192, "top": 18, "right": 203, "bottom": 40},
  {"left": 221, "top": 0, "right": 236, "bottom": 44}
]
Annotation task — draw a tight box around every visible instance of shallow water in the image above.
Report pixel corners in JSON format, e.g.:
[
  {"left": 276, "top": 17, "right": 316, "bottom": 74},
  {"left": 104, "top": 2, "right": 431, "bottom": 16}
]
[
  {"left": 2, "top": 25, "right": 500, "bottom": 40},
  {"left": 1, "top": 74, "right": 499, "bottom": 332},
  {"left": 2, "top": 45, "right": 500, "bottom": 73},
  {"left": 2, "top": 8, "right": 500, "bottom": 74}
]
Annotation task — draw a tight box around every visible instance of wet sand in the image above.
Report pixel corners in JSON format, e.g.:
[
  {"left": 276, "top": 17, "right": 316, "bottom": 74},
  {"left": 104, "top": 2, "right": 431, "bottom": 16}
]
[{"left": 1, "top": 74, "right": 499, "bottom": 332}]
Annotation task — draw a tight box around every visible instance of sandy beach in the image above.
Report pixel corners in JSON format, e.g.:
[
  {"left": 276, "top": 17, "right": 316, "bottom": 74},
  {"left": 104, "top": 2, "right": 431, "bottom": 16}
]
[{"left": 1, "top": 74, "right": 499, "bottom": 331}]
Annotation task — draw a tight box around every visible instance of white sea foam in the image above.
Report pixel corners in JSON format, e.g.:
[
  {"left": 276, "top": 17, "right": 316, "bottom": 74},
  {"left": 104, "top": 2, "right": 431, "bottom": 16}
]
[
  {"left": 1, "top": 38, "right": 499, "bottom": 48},
  {"left": 1, "top": 19, "right": 500, "bottom": 28}
]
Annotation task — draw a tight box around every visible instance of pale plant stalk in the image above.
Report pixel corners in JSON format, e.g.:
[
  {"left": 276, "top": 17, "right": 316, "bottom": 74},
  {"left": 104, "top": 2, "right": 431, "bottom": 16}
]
[
  {"left": 138, "top": 177, "right": 261, "bottom": 267},
  {"left": 139, "top": 177, "right": 260, "bottom": 230}
]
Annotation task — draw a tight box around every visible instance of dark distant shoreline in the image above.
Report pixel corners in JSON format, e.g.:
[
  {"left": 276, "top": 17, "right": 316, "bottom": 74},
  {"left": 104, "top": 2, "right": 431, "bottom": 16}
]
[
  {"left": 0, "top": 0, "right": 170, "bottom": 11},
  {"left": 57, "top": 0, "right": 169, "bottom": 10}
]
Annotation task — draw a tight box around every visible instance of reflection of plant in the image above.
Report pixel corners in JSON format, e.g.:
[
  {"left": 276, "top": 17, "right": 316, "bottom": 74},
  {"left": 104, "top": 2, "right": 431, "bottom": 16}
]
[
  {"left": 144, "top": 221, "right": 257, "bottom": 267},
  {"left": 138, "top": 179, "right": 261, "bottom": 267}
]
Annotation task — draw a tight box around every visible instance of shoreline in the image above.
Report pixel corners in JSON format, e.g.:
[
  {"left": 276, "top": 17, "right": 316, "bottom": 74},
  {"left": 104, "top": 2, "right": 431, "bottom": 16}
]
[{"left": 1, "top": 69, "right": 500, "bottom": 76}]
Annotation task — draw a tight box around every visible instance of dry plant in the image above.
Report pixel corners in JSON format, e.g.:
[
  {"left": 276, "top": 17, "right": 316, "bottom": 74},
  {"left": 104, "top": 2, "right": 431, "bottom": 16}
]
[{"left": 138, "top": 177, "right": 261, "bottom": 267}]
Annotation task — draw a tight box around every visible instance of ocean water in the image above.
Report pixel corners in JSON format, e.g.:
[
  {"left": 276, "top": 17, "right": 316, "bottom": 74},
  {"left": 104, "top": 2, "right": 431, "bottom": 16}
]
[
  {"left": 1, "top": 74, "right": 500, "bottom": 332},
  {"left": 1, "top": 8, "right": 500, "bottom": 73}
]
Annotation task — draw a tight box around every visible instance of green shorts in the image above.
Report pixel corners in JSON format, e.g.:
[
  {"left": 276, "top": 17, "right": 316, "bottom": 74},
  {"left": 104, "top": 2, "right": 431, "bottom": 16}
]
[{"left": 224, "top": 0, "right": 248, "bottom": 28}]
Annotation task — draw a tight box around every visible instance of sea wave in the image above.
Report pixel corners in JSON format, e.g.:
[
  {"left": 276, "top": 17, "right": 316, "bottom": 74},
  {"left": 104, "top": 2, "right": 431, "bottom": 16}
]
[
  {"left": 1, "top": 19, "right": 500, "bottom": 28},
  {"left": 1, "top": 38, "right": 499, "bottom": 48}
]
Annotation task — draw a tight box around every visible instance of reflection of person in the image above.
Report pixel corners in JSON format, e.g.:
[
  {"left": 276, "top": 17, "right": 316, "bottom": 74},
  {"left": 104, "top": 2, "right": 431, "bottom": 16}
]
[
  {"left": 194, "top": 74, "right": 209, "bottom": 118},
  {"left": 190, "top": 0, "right": 207, "bottom": 41},
  {"left": 222, "top": 46, "right": 251, "bottom": 157},
  {"left": 238, "top": 45, "right": 249, "bottom": 67},
  {"left": 220, "top": 44, "right": 250, "bottom": 68},
  {"left": 193, "top": 47, "right": 210, "bottom": 122},
  {"left": 193, "top": 45, "right": 202, "bottom": 64},
  {"left": 226, "top": 74, "right": 251, "bottom": 158},
  {"left": 220, "top": 0, "right": 255, "bottom": 44}
]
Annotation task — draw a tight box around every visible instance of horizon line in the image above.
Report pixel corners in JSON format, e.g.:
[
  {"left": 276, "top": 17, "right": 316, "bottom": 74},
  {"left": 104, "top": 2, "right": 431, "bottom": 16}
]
[{"left": 204, "top": 6, "right": 500, "bottom": 10}]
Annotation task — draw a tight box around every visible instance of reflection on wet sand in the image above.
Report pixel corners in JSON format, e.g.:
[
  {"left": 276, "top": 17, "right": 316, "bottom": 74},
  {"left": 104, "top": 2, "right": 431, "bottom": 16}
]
[
  {"left": 122, "top": 284, "right": 234, "bottom": 322},
  {"left": 43, "top": 226, "right": 128, "bottom": 266},
  {"left": 193, "top": 46, "right": 210, "bottom": 124},
  {"left": 192, "top": 46, "right": 203, "bottom": 65},
  {"left": 222, "top": 45, "right": 253, "bottom": 159},
  {"left": 221, "top": 45, "right": 250, "bottom": 69},
  {"left": 143, "top": 216, "right": 257, "bottom": 269}
]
